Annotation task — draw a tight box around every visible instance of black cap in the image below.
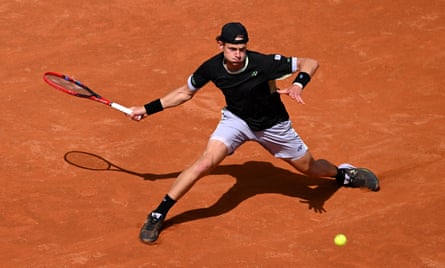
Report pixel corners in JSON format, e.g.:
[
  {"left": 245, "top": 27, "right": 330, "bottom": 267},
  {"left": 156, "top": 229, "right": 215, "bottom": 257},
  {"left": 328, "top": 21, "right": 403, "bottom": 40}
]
[{"left": 216, "top": 22, "right": 249, "bottom": 44}]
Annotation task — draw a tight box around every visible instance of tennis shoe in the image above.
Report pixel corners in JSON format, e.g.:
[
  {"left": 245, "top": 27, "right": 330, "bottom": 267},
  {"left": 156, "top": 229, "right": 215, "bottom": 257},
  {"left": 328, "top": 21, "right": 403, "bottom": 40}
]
[
  {"left": 338, "top": 163, "right": 380, "bottom": 191},
  {"left": 140, "top": 212, "right": 164, "bottom": 243}
]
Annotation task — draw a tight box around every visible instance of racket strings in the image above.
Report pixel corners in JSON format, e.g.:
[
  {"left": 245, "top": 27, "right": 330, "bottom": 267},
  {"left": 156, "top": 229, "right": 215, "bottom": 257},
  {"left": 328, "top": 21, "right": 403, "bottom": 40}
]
[{"left": 45, "top": 74, "right": 94, "bottom": 97}]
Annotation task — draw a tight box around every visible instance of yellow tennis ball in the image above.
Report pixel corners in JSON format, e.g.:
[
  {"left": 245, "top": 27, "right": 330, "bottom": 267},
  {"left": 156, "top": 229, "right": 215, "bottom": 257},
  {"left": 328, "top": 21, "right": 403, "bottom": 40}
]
[{"left": 334, "top": 234, "right": 347, "bottom": 246}]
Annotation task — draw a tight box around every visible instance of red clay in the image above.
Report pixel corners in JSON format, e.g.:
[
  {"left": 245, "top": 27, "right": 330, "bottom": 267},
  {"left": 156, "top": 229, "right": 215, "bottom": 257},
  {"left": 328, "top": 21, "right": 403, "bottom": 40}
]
[{"left": 1, "top": 1, "right": 444, "bottom": 267}]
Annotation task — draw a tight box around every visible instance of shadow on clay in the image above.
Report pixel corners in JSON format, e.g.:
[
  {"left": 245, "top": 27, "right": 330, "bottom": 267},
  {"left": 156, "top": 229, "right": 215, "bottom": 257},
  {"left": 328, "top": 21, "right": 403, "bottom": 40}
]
[{"left": 63, "top": 151, "right": 342, "bottom": 228}]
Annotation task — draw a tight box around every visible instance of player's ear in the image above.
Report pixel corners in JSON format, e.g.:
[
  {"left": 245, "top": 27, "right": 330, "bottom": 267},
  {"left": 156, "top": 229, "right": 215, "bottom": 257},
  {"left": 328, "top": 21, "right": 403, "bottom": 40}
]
[{"left": 217, "top": 40, "right": 225, "bottom": 50}]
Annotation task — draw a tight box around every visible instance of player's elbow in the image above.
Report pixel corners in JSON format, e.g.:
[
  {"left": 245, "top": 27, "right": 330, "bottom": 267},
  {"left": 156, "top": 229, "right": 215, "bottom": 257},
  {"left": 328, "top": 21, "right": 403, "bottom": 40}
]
[
  {"left": 311, "top": 59, "right": 320, "bottom": 71},
  {"left": 182, "top": 93, "right": 194, "bottom": 103},
  {"left": 175, "top": 86, "right": 195, "bottom": 105},
  {"left": 299, "top": 58, "right": 319, "bottom": 75},
  {"left": 182, "top": 87, "right": 195, "bottom": 101}
]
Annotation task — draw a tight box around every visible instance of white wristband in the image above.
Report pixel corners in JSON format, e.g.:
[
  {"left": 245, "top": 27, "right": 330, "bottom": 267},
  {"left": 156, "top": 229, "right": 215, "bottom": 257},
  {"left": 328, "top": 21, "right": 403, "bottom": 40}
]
[{"left": 293, "top": 82, "right": 304, "bottom": 89}]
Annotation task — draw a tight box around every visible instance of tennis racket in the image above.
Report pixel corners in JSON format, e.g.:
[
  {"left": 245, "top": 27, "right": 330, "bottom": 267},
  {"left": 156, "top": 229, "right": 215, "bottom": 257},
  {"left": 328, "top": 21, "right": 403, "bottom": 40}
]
[{"left": 43, "top": 71, "right": 137, "bottom": 117}]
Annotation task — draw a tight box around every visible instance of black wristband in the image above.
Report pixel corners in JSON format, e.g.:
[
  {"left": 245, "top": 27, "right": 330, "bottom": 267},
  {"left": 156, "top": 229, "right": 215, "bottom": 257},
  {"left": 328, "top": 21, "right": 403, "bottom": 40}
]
[
  {"left": 293, "top": 72, "right": 311, "bottom": 88},
  {"left": 144, "top": 99, "right": 163, "bottom": 115}
]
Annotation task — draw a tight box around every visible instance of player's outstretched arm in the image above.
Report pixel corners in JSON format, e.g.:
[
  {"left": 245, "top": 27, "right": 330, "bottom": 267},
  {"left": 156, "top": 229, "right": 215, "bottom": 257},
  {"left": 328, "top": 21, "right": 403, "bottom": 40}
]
[
  {"left": 128, "top": 84, "right": 195, "bottom": 121},
  {"left": 160, "top": 85, "right": 196, "bottom": 108}
]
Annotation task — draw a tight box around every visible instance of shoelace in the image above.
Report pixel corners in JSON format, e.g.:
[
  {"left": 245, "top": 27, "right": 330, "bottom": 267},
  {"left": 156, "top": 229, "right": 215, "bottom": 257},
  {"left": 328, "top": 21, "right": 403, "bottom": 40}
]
[
  {"left": 144, "top": 213, "right": 163, "bottom": 231},
  {"left": 344, "top": 169, "right": 357, "bottom": 185}
]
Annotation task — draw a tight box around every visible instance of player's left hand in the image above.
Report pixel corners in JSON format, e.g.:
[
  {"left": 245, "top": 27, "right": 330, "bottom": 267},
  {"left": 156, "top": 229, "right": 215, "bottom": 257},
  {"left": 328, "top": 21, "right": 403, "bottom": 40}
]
[{"left": 277, "top": 84, "right": 305, "bottom": 104}]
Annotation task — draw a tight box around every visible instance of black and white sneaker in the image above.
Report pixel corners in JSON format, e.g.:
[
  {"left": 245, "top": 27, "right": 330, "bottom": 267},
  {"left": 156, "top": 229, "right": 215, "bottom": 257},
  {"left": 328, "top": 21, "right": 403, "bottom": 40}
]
[
  {"left": 338, "top": 163, "right": 380, "bottom": 191},
  {"left": 139, "top": 212, "right": 164, "bottom": 243}
]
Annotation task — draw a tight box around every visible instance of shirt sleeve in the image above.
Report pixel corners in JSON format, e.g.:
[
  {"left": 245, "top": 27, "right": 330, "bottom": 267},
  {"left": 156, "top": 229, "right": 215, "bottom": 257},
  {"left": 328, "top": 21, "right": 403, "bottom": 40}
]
[
  {"left": 266, "top": 54, "right": 298, "bottom": 80},
  {"left": 187, "top": 62, "right": 211, "bottom": 91}
]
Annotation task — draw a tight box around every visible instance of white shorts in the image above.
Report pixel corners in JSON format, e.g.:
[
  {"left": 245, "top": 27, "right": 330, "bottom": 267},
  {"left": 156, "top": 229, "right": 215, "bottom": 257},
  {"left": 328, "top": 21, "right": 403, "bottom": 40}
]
[{"left": 210, "top": 108, "right": 308, "bottom": 160}]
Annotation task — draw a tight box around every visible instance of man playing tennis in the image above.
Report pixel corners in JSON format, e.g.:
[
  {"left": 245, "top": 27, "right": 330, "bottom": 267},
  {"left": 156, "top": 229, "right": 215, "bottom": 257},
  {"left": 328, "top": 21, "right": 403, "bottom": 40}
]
[{"left": 129, "top": 22, "right": 379, "bottom": 244}]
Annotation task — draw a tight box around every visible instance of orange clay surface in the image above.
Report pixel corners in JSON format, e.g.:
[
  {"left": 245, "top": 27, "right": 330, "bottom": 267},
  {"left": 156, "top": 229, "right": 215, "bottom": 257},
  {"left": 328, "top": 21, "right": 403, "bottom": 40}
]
[{"left": 1, "top": 1, "right": 444, "bottom": 267}]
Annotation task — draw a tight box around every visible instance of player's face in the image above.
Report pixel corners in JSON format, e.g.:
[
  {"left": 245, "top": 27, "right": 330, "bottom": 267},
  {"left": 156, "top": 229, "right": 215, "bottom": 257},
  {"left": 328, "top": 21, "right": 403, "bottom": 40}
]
[{"left": 220, "top": 42, "right": 247, "bottom": 71}]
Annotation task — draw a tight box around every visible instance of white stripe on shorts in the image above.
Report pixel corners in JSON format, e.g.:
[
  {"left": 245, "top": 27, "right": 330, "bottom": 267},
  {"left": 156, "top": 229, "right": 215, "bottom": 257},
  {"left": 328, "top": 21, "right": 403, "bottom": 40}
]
[{"left": 210, "top": 108, "right": 308, "bottom": 160}]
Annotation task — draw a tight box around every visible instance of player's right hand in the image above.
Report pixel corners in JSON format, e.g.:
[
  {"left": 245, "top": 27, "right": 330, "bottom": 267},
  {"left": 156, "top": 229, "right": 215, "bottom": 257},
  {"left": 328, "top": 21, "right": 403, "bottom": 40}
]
[{"left": 128, "top": 106, "right": 146, "bottom": 121}]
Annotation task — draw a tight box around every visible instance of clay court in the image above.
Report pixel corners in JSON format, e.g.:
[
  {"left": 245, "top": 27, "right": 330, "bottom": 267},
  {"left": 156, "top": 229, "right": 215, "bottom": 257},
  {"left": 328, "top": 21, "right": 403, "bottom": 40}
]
[{"left": 1, "top": 0, "right": 444, "bottom": 267}]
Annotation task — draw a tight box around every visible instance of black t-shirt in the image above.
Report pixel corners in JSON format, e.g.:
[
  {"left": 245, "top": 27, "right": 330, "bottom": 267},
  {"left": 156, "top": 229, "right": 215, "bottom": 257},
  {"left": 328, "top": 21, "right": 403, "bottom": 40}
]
[{"left": 189, "top": 50, "right": 296, "bottom": 131}]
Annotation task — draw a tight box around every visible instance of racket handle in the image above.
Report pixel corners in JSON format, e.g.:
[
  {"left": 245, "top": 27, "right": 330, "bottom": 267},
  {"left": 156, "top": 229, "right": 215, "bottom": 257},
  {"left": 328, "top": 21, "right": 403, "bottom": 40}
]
[
  {"left": 110, "top": 102, "right": 132, "bottom": 115},
  {"left": 111, "top": 102, "right": 143, "bottom": 120}
]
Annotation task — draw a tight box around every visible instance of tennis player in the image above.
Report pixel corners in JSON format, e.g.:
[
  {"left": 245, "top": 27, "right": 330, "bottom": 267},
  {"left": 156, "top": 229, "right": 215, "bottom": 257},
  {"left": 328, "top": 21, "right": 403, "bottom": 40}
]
[{"left": 129, "top": 22, "right": 379, "bottom": 244}]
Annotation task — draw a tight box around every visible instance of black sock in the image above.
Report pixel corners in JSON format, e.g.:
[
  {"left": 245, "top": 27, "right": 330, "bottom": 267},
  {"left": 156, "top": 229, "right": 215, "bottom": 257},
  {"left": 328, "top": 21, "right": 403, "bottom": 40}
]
[
  {"left": 153, "top": 194, "right": 176, "bottom": 216},
  {"left": 334, "top": 167, "right": 345, "bottom": 184}
]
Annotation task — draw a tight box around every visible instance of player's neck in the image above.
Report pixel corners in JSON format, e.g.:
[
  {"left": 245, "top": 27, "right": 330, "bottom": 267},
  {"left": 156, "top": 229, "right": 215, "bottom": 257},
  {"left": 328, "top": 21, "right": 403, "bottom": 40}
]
[{"left": 223, "top": 57, "right": 249, "bottom": 74}]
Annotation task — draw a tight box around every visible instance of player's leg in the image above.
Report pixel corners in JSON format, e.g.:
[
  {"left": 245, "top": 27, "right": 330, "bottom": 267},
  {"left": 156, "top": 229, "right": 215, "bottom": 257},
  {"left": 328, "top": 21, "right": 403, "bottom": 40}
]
[
  {"left": 167, "top": 108, "right": 253, "bottom": 200},
  {"left": 168, "top": 139, "right": 229, "bottom": 200},
  {"left": 283, "top": 149, "right": 380, "bottom": 191},
  {"left": 258, "top": 120, "right": 379, "bottom": 190},
  {"left": 139, "top": 108, "right": 251, "bottom": 244},
  {"left": 284, "top": 150, "right": 337, "bottom": 178},
  {"left": 139, "top": 139, "right": 228, "bottom": 244}
]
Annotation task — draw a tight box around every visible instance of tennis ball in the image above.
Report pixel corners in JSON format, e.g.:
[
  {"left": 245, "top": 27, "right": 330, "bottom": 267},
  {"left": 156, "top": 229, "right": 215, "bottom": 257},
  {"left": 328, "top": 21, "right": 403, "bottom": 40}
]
[{"left": 334, "top": 234, "right": 347, "bottom": 246}]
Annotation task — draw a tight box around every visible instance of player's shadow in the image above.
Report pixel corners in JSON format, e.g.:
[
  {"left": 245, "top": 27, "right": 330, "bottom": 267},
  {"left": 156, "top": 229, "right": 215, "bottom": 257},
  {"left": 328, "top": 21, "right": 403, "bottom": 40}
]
[
  {"left": 163, "top": 161, "right": 341, "bottom": 229},
  {"left": 63, "top": 151, "right": 341, "bottom": 228}
]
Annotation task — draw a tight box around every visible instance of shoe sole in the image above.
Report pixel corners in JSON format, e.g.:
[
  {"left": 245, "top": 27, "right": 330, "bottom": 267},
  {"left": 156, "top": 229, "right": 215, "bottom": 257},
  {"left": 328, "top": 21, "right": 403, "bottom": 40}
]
[
  {"left": 140, "top": 231, "right": 160, "bottom": 244},
  {"left": 139, "top": 220, "right": 163, "bottom": 244}
]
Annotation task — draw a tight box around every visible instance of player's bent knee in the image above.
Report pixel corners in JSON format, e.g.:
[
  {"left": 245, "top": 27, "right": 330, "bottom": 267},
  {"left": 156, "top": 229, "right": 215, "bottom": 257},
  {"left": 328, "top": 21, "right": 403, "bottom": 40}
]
[
  {"left": 189, "top": 140, "right": 228, "bottom": 179},
  {"left": 191, "top": 156, "right": 215, "bottom": 177}
]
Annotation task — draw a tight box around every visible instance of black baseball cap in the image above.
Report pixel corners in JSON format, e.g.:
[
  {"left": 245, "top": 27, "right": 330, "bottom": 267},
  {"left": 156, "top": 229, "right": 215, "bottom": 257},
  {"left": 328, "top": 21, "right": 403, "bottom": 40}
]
[{"left": 216, "top": 22, "right": 249, "bottom": 44}]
